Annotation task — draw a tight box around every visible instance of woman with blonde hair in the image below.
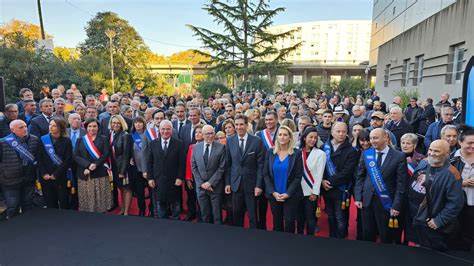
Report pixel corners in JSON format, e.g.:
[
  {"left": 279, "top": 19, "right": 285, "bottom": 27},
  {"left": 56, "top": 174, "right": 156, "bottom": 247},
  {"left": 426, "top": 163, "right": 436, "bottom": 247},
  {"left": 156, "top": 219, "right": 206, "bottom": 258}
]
[
  {"left": 263, "top": 126, "right": 303, "bottom": 233},
  {"left": 108, "top": 115, "right": 132, "bottom": 215}
]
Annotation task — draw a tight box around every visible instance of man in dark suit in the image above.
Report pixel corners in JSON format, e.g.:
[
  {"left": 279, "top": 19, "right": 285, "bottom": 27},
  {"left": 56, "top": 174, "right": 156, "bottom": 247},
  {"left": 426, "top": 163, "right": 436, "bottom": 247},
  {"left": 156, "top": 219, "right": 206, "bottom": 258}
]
[
  {"left": 146, "top": 120, "right": 186, "bottom": 220},
  {"left": 172, "top": 102, "right": 189, "bottom": 136},
  {"left": 67, "top": 113, "right": 86, "bottom": 210},
  {"left": 225, "top": 114, "right": 264, "bottom": 228},
  {"left": 191, "top": 125, "right": 226, "bottom": 224},
  {"left": 99, "top": 100, "right": 132, "bottom": 136},
  {"left": 178, "top": 107, "right": 201, "bottom": 221},
  {"left": 29, "top": 99, "right": 54, "bottom": 138},
  {"left": 254, "top": 111, "right": 279, "bottom": 230},
  {"left": 355, "top": 128, "right": 407, "bottom": 243},
  {"left": 385, "top": 106, "right": 413, "bottom": 148}
]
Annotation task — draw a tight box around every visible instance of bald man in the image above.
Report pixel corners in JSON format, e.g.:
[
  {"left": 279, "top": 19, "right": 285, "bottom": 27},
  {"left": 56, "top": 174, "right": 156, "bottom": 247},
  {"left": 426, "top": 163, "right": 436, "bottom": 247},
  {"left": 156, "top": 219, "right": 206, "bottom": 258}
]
[
  {"left": 0, "top": 120, "right": 40, "bottom": 218},
  {"left": 191, "top": 125, "right": 226, "bottom": 224},
  {"left": 355, "top": 128, "right": 408, "bottom": 243},
  {"left": 409, "top": 140, "right": 463, "bottom": 251}
]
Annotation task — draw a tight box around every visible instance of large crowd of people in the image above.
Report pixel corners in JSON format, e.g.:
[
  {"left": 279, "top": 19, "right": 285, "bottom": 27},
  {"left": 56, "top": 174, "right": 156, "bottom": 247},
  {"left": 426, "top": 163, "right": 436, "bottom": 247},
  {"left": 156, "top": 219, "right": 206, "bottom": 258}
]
[{"left": 0, "top": 84, "right": 472, "bottom": 252}]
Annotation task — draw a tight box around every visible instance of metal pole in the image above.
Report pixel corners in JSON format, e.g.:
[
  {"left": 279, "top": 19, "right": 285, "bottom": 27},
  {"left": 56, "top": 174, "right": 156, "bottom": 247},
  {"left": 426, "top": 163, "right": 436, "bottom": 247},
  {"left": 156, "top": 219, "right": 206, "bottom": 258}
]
[
  {"left": 105, "top": 29, "right": 116, "bottom": 94},
  {"left": 110, "top": 38, "right": 115, "bottom": 94},
  {"left": 37, "top": 0, "right": 46, "bottom": 39}
]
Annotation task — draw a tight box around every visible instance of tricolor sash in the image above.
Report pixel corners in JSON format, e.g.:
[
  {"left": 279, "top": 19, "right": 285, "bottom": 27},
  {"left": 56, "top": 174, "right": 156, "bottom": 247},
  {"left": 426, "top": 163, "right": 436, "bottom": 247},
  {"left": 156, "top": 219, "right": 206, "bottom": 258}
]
[
  {"left": 407, "top": 162, "right": 415, "bottom": 177},
  {"left": 131, "top": 132, "right": 142, "bottom": 151},
  {"left": 146, "top": 127, "right": 158, "bottom": 141},
  {"left": 302, "top": 149, "right": 315, "bottom": 189},
  {"left": 83, "top": 134, "right": 113, "bottom": 190},
  {"left": 261, "top": 129, "right": 274, "bottom": 150},
  {"left": 364, "top": 148, "right": 393, "bottom": 211},
  {"left": 323, "top": 142, "right": 350, "bottom": 209},
  {"left": 2, "top": 134, "right": 36, "bottom": 164},
  {"left": 41, "top": 134, "right": 75, "bottom": 194}
]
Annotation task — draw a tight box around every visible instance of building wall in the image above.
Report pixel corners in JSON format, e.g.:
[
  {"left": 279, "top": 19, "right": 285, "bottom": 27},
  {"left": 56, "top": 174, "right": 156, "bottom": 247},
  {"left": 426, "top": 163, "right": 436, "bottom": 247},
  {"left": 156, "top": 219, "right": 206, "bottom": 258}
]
[
  {"left": 266, "top": 20, "right": 371, "bottom": 65},
  {"left": 370, "top": 0, "right": 457, "bottom": 65},
  {"left": 374, "top": 0, "right": 473, "bottom": 101}
]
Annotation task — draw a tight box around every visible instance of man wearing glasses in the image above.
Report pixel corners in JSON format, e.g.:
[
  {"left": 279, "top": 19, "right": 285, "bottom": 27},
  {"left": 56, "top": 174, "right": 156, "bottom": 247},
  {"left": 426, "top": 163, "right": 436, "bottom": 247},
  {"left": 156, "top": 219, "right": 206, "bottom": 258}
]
[{"left": 424, "top": 106, "right": 456, "bottom": 149}]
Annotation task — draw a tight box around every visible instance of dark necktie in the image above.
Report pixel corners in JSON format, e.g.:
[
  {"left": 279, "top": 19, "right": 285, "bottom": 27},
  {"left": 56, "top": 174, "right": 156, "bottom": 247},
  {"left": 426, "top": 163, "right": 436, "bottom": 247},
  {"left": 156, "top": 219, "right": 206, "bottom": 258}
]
[
  {"left": 178, "top": 122, "right": 184, "bottom": 134},
  {"left": 204, "top": 143, "right": 210, "bottom": 167},
  {"left": 377, "top": 152, "right": 383, "bottom": 168},
  {"left": 46, "top": 116, "right": 51, "bottom": 122},
  {"left": 240, "top": 138, "right": 245, "bottom": 155},
  {"left": 163, "top": 141, "right": 168, "bottom": 155},
  {"left": 71, "top": 131, "right": 78, "bottom": 151}
]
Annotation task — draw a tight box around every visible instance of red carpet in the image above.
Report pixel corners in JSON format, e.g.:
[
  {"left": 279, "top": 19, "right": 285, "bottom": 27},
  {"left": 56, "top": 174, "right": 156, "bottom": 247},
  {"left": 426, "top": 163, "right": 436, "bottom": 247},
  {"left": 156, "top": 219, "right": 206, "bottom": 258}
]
[{"left": 111, "top": 188, "right": 358, "bottom": 239}]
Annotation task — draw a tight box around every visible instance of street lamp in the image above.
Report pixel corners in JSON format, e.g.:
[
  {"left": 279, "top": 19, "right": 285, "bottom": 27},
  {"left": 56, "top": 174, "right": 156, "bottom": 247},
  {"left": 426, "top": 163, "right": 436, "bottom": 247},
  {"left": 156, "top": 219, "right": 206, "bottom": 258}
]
[
  {"left": 365, "top": 66, "right": 370, "bottom": 90},
  {"left": 105, "top": 29, "right": 116, "bottom": 94}
]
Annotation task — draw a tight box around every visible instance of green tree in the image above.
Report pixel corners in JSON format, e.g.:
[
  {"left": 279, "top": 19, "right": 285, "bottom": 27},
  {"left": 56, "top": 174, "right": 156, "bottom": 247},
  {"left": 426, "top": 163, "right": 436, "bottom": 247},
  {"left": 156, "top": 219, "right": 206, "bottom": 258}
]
[
  {"left": 79, "top": 12, "right": 154, "bottom": 93},
  {"left": 237, "top": 76, "right": 275, "bottom": 93},
  {"left": 334, "top": 78, "right": 366, "bottom": 97},
  {"left": 393, "top": 88, "right": 420, "bottom": 108},
  {"left": 196, "top": 80, "right": 229, "bottom": 98},
  {"left": 187, "top": 0, "right": 300, "bottom": 81}
]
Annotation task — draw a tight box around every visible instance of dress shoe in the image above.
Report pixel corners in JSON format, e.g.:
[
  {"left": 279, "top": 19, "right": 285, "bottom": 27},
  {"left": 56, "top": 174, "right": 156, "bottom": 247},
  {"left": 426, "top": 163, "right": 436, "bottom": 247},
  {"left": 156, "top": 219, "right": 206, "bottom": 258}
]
[
  {"left": 183, "top": 214, "right": 197, "bottom": 221},
  {"left": 139, "top": 210, "right": 145, "bottom": 217}
]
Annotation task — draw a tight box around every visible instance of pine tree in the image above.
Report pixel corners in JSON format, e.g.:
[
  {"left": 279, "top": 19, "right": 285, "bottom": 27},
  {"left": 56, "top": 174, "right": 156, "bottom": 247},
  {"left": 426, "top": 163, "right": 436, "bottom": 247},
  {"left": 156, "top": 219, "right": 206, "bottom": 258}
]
[{"left": 187, "top": 0, "right": 301, "bottom": 84}]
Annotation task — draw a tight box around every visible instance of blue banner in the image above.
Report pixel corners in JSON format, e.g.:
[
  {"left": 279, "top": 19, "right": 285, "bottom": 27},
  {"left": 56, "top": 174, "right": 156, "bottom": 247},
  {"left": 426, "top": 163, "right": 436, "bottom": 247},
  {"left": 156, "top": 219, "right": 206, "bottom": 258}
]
[
  {"left": 364, "top": 148, "right": 393, "bottom": 211},
  {"left": 2, "top": 134, "right": 36, "bottom": 164},
  {"left": 463, "top": 56, "right": 474, "bottom": 127}
]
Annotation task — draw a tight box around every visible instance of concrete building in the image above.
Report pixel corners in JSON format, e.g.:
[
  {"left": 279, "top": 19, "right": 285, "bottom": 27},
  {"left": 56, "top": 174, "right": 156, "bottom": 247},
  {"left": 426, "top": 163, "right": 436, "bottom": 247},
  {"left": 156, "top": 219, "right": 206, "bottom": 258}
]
[
  {"left": 263, "top": 20, "right": 374, "bottom": 87},
  {"left": 371, "top": 0, "right": 472, "bottom": 101}
]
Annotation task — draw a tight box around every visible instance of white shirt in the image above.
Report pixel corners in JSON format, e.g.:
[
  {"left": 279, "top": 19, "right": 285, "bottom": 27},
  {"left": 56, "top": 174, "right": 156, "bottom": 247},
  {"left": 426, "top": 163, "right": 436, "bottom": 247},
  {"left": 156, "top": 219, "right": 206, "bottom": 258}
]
[
  {"left": 375, "top": 145, "right": 390, "bottom": 166},
  {"left": 203, "top": 142, "right": 212, "bottom": 156},
  {"left": 455, "top": 150, "right": 474, "bottom": 206},
  {"left": 161, "top": 138, "right": 170, "bottom": 150},
  {"left": 237, "top": 133, "right": 248, "bottom": 151}
]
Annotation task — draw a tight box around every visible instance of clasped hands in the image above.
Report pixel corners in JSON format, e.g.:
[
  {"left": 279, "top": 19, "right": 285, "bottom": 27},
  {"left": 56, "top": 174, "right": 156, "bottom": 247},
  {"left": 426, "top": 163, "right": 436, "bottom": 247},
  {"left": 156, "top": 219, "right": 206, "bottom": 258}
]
[{"left": 272, "top": 192, "right": 289, "bottom": 202}]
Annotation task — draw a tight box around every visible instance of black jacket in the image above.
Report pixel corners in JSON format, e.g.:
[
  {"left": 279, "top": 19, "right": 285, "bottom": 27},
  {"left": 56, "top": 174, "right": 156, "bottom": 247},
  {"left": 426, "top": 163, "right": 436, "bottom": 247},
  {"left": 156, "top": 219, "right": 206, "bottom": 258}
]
[
  {"left": 385, "top": 119, "right": 413, "bottom": 147},
  {"left": 322, "top": 138, "right": 360, "bottom": 199},
  {"left": 38, "top": 135, "right": 73, "bottom": 182},
  {"left": 109, "top": 131, "right": 131, "bottom": 176},
  {"left": 146, "top": 137, "right": 186, "bottom": 202},
  {"left": 263, "top": 148, "right": 303, "bottom": 199},
  {"left": 74, "top": 135, "right": 111, "bottom": 180},
  {"left": 0, "top": 134, "right": 40, "bottom": 186},
  {"left": 355, "top": 147, "right": 407, "bottom": 211}
]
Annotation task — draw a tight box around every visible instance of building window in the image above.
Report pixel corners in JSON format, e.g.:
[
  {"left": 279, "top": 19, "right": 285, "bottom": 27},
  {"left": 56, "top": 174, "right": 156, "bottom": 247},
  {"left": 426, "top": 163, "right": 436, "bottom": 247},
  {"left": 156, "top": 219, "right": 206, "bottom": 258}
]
[
  {"left": 384, "top": 64, "right": 390, "bottom": 87},
  {"left": 401, "top": 59, "right": 410, "bottom": 87},
  {"left": 446, "top": 43, "right": 465, "bottom": 84},
  {"left": 413, "top": 55, "right": 424, "bottom": 86}
]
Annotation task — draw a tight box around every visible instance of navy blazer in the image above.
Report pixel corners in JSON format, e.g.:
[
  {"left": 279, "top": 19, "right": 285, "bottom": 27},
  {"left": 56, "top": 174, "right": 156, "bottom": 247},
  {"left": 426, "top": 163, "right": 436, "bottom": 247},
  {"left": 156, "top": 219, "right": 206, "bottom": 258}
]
[
  {"left": 355, "top": 147, "right": 407, "bottom": 211},
  {"left": 225, "top": 134, "right": 264, "bottom": 192},
  {"left": 263, "top": 148, "right": 303, "bottom": 199},
  {"left": 29, "top": 114, "right": 50, "bottom": 138}
]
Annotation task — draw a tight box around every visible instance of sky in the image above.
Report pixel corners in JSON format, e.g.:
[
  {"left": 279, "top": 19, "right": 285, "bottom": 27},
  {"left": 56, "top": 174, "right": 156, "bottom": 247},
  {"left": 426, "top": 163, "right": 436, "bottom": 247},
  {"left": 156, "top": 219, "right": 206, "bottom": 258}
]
[{"left": 0, "top": 0, "right": 373, "bottom": 56}]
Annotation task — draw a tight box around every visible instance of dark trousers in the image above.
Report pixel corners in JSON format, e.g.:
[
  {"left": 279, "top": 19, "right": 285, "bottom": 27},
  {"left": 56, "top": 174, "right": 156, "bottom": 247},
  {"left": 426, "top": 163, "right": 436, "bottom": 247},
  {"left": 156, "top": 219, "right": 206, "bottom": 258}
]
[
  {"left": 296, "top": 196, "right": 318, "bottom": 235},
  {"left": 156, "top": 201, "right": 181, "bottom": 220},
  {"left": 457, "top": 204, "right": 474, "bottom": 250},
  {"left": 42, "top": 179, "right": 69, "bottom": 209},
  {"left": 324, "top": 196, "right": 347, "bottom": 238},
  {"left": 131, "top": 170, "right": 147, "bottom": 213},
  {"left": 415, "top": 225, "right": 448, "bottom": 251},
  {"left": 269, "top": 197, "right": 298, "bottom": 233},
  {"left": 185, "top": 180, "right": 197, "bottom": 217},
  {"left": 223, "top": 193, "right": 233, "bottom": 224},
  {"left": 362, "top": 194, "right": 400, "bottom": 243},
  {"left": 197, "top": 187, "right": 222, "bottom": 224},
  {"left": 3, "top": 181, "right": 35, "bottom": 218},
  {"left": 232, "top": 187, "right": 257, "bottom": 228},
  {"left": 256, "top": 194, "right": 268, "bottom": 230}
]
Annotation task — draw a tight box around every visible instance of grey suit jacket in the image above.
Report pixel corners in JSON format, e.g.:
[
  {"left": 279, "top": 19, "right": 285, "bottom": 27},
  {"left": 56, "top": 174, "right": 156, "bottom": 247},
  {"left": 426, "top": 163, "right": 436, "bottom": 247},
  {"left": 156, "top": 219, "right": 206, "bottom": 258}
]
[{"left": 191, "top": 141, "right": 226, "bottom": 193}]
